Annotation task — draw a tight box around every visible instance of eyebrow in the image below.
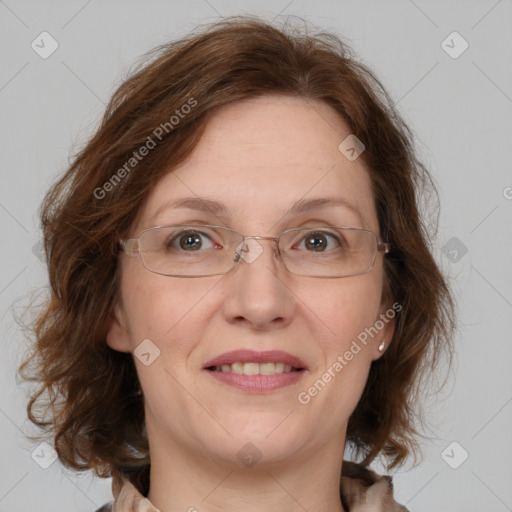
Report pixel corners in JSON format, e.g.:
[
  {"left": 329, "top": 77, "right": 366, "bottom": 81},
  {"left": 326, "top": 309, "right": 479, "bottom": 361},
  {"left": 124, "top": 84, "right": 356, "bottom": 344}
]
[{"left": 151, "top": 196, "right": 366, "bottom": 226}]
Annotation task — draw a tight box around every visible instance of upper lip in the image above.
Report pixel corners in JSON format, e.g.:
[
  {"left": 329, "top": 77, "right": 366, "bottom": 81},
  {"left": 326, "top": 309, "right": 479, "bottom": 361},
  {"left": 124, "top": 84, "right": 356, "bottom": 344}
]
[{"left": 203, "top": 350, "right": 308, "bottom": 370}]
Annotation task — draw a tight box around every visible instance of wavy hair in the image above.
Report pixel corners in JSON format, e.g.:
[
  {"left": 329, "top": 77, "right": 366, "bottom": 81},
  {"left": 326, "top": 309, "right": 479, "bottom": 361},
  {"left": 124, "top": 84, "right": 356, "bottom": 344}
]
[{"left": 19, "top": 16, "right": 455, "bottom": 488}]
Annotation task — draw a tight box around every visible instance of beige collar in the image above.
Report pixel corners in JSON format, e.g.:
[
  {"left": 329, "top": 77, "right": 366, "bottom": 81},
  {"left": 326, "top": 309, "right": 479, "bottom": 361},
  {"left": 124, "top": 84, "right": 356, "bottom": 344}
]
[{"left": 105, "top": 461, "right": 408, "bottom": 512}]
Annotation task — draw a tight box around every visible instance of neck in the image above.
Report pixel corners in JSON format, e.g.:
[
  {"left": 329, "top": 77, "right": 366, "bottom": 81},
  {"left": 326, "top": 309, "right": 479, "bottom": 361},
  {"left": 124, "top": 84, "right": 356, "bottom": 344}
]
[{"left": 146, "top": 430, "right": 347, "bottom": 512}]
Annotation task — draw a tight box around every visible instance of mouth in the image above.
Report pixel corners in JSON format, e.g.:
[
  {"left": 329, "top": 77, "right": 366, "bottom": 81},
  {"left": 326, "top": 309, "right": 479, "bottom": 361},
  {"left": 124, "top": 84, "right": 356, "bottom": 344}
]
[
  {"left": 205, "top": 362, "right": 304, "bottom": 375},
  {"left": 203, "top": 350, "right": 307, "bottom": 392},
  {"left": 203, "top": 349, "right": 308, "bottom": 372}
]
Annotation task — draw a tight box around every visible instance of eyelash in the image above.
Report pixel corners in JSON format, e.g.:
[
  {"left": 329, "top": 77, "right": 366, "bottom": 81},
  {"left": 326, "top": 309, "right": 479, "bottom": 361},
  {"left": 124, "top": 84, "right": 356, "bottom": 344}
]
[{"left": 166, "top": 227, "right": 345, "bottom": 253}]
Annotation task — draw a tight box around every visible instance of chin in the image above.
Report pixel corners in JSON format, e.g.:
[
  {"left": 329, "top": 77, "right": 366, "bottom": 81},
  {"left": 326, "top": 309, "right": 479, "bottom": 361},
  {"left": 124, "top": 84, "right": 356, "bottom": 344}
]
[{"left": 204, "top": 424, "right": 304, "bottom": 463}]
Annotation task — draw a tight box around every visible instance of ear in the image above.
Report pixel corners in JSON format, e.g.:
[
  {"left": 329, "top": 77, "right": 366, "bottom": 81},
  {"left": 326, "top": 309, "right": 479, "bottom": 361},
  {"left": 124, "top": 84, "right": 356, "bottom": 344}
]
[
  {"left": 105, "top": 302, "right": 132, "bottom": 353},
  {"left": 371, "top": 300, "right": 399, "bottom": 361}
]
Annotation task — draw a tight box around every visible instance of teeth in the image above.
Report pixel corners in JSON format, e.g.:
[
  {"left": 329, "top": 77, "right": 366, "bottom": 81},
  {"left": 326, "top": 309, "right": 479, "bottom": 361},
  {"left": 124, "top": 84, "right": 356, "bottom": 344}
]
[
  {"left": 212, "top": 362, "right": 299, "bottom": 375},
  {"left": 260, "top": 362, "right": 275, "bottom": 375},
  {"left": 244, "top": 362, "right": 260, "bottom": 375},
  {"left": 232, "top": 362, "right": 244, "bottom": 374}
]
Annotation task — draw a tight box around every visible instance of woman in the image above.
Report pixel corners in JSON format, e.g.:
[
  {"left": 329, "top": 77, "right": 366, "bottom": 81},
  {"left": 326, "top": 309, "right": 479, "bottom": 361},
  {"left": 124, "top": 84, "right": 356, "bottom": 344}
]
[{"left": 19, "top": 16, "right": 455, "bottom": 512}]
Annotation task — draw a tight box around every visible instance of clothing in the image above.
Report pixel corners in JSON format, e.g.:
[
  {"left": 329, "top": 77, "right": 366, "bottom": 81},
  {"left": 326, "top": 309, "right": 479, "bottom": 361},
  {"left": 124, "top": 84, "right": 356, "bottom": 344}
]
[{"left": 95, "top": 460, "right": 409, "bottom": 512}]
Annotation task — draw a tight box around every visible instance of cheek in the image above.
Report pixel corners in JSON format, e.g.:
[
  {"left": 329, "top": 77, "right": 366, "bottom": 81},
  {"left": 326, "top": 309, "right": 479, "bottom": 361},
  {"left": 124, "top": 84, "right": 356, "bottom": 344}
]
[
  {"left": 309, "top": 274, "right": 383, "bottom": 347},
  {"left": 119, "top": 270, "right": 209, "bottom": 399},
  {"left": 120, "top": 264, "right": 216, "bottom": 342},
  {"left": 296, "top": 277, "right": 382, "bottom": 424}
]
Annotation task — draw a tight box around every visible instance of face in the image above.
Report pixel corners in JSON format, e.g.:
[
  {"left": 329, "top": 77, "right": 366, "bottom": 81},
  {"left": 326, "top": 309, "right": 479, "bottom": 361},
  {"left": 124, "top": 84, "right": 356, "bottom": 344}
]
[{"left": 107, "top": 95, "right": 394, "bottom": 471}]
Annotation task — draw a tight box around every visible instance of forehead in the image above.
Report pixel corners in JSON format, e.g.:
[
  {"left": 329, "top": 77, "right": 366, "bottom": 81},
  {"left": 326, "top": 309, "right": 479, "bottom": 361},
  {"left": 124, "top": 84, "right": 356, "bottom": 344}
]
[{"left": 137, "top": 95, "right": 378, "bottom": 233}]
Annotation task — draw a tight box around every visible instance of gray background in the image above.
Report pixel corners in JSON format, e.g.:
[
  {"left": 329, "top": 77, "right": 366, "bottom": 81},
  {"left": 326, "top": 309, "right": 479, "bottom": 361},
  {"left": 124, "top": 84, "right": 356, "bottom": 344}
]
[{"left": 1, "top": 1, "right": 511, "bottom": 510}]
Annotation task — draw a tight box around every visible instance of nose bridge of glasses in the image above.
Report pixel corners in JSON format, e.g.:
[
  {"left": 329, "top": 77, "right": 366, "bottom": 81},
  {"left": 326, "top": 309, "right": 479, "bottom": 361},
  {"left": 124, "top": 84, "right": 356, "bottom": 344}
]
[
  {"left": 233, "top": 235, "right": 280, "bottom": 264},
  {"left": 245, "top": 235, "right": 280, "bottom": 245}
]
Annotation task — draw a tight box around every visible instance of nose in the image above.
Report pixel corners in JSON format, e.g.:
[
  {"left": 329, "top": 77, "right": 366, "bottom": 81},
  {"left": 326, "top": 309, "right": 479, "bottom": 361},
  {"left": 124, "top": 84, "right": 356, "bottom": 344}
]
[{"left": 222, "top": 237, "right": 295, "bottom": 330}]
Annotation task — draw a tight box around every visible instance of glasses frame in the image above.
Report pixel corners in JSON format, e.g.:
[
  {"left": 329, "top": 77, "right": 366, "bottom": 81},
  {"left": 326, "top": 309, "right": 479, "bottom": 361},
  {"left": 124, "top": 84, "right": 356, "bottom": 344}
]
[{"left": 120, "top": 223, "right": 390, "bottom": 278}]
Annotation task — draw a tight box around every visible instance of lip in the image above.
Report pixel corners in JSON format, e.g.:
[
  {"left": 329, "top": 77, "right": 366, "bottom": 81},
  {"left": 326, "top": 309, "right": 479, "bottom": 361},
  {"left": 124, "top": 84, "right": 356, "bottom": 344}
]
[
  {"left": 203, "top": 349, "right": 308, "bottom": 370},
  {"left": 206, "top": 370, "right": 305, "bottom": 392},
  {"left": 203, "top": 350, "right": 308, "bottom": 393}
]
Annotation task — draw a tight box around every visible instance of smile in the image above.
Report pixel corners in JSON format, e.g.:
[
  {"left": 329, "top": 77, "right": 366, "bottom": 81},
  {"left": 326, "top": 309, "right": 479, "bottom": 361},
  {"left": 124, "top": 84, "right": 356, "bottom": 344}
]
[
  {"left": 205, "top": 365, "right": 306, "bottom": 392},
  {"left": 207, "top": 362, "right": 302, "bottom": 375}
]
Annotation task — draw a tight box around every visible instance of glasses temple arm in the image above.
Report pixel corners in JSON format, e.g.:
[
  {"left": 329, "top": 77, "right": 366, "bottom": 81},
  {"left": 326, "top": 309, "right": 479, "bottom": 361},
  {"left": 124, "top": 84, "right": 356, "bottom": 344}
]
[
  {"left": 120, "top": 239, "right": 139, "bottom": 256},
  {"left": 377, "top": 240, "right": 390, "bottom": 254}
]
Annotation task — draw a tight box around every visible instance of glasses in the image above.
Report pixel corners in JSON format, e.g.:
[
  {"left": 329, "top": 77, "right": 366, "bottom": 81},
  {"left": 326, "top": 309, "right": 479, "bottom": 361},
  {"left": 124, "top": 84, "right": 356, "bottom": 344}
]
[{"left": 120, "top": 224, "right": 390, "bottom": 278}]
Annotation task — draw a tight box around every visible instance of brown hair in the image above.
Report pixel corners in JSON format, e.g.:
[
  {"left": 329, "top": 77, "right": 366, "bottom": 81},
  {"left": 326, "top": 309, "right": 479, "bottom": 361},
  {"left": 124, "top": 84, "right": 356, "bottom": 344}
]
[{"left": 19, "top": 16, "right": 455, "bottom": 485}]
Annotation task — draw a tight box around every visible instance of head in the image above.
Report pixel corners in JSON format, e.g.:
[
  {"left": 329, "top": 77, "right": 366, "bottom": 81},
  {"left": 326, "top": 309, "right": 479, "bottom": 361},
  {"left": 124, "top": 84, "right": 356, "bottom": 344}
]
[{"left": 20, "top": 16, "right": 455, "bottom": 486}]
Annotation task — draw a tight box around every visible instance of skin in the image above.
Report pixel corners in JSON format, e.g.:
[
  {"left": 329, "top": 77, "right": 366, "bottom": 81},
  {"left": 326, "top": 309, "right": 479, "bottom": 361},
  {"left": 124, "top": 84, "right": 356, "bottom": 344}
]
[{"left": 107, "top": 95, "right": 395, "bottom": 512}]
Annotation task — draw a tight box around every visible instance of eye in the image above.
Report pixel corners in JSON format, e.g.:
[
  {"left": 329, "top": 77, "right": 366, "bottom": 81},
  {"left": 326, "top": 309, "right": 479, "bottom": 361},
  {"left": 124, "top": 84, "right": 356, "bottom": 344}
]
[
  {"left": 295, "top": 230, "right": 343, "bottom": 252},
  {"left": 167, "top": 229, "right": 219, "bottom": 252}
]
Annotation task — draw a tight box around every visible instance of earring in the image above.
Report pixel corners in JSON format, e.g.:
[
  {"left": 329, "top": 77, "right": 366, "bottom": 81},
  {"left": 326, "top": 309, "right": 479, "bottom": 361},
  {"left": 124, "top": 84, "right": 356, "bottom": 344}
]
[{"left": 378, "top": 340, "right": 386, "bottom": 352}]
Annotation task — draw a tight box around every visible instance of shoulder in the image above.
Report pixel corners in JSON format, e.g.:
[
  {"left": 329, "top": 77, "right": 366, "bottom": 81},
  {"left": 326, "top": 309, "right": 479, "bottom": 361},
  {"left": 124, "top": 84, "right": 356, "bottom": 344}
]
[
  {"left": 95, "top": 503, "right": 113, "bottom": 512},
  {"left": 340, "top": 460, "right": 410, "bottom": 512}
]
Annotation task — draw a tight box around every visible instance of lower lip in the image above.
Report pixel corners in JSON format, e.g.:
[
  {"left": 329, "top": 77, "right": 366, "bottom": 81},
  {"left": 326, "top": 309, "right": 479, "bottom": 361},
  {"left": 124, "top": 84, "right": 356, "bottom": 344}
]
[{"left": 205, "top": 369, "right": 306, "bottom": 392}]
